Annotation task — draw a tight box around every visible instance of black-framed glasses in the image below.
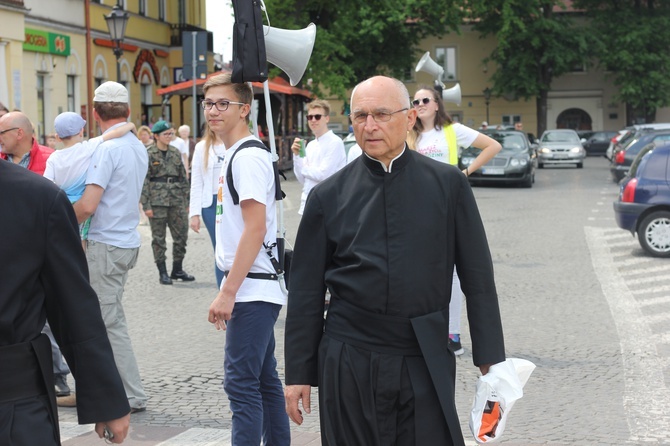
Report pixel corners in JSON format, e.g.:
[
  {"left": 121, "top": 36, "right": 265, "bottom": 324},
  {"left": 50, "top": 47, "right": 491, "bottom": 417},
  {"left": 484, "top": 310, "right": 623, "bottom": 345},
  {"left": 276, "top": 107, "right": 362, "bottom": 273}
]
[
  {"left": 201, "top": 100, "right": 246, "bottom": 112},
  {"left": 306, "top": 114, "right": 323, "bottom": 121},
  {"left": 350, "top": 108, "right": 409, "bottom": 125},
  {"left": 0, "top": 127, "right": 19, "bottom": 135},
  {"left": 412, "top": 97, "right": 432, "bottom": 107}
]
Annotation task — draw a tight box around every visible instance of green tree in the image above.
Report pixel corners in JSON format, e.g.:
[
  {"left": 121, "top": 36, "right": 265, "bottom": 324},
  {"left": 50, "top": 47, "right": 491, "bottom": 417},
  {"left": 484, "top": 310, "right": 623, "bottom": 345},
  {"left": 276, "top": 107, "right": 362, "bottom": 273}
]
[
  {"left": 262, "top": 0, "right": 467, "bottom": 99},
  {"left": 573, "top": 0, "right": 670, "bottom": 124},
  {"left": 468, "top": 1, "right": 592, "bottom": 134}
]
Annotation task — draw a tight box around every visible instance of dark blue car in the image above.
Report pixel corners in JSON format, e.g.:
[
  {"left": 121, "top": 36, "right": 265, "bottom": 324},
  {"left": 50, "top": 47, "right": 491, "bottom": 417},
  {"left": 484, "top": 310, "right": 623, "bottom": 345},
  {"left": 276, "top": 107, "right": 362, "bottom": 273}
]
[{"left": 613, "top": 142, "right": 670, "bottom": 257}]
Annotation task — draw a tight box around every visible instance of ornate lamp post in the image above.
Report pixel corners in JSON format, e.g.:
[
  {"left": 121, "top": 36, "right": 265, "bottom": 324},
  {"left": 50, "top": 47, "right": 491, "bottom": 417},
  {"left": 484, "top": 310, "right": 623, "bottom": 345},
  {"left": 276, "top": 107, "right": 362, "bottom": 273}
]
[
  {"left": 104, "top": 5, "right": 130, "bottom": 82},
  {"left": 483, "top": 87, "right": 491, "bottom": 124}
]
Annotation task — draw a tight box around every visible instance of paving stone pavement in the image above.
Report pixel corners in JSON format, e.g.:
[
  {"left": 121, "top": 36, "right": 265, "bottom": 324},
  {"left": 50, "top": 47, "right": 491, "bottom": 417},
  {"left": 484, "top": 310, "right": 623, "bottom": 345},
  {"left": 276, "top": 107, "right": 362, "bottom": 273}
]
[{"left": 58, "top": 158, "right": 670, "bottom": 445}]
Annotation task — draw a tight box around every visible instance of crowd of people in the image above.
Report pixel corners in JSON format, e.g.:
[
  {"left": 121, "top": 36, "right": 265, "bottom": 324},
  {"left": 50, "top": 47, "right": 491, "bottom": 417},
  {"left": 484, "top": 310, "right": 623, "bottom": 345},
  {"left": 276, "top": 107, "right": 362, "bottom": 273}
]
[{"left": 0, "top": 74, "right": 507, "bottom": 445}]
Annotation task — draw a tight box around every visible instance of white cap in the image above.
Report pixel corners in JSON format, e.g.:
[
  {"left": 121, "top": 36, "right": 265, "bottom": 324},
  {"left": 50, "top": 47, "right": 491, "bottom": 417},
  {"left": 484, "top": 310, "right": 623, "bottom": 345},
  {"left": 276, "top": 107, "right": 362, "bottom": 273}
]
[
  {"left": 54, "top": 112, "right": 86, "bottom": 138},
  {"left": 93, "top": 81, "right": 129, "bottom": 103},
  {"left": 481, "top": 121, "right": 488, "bottom": 126}
]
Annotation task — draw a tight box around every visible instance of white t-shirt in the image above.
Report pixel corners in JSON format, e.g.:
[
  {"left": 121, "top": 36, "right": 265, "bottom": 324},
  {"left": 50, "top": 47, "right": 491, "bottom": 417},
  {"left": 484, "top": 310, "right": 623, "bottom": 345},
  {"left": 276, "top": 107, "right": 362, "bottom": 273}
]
[
  {"left": 86, "top": 125, "right": 148, "bottom": 248},
  {"left": 415, "top": 123, "right": 479, "bottom": 164},
  {"left": 214, "top": 136, "right": 285, "bottom": 305},
  {"left": 44, "top": 136, "right": 104, "bottom": 202},
  {"left": 293, "top": 130, "right": 346, "bottom": 214},
  {"left": 346, "top": 143, "right": 363, "bottom": 164},
  {"left": 171, "top": 137, "right": 189, "bottom": 156}
]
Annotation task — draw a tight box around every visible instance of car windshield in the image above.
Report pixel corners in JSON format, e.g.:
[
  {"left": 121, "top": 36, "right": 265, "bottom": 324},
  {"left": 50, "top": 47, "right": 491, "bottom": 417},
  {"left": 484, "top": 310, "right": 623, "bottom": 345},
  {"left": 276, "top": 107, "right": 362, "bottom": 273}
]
[
  {"left": 541, "top": 132, "right": 579, "bottom": 143},
  {"left": 495, "top": 134, "right": 527, "bottom": 153}
]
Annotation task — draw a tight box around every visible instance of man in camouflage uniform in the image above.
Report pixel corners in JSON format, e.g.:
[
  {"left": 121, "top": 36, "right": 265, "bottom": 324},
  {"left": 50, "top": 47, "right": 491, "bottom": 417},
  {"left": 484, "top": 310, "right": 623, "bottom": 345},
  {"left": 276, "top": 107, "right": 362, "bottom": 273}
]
[{"left": 141, "top": 120, "right": 195, "bottom": 285}]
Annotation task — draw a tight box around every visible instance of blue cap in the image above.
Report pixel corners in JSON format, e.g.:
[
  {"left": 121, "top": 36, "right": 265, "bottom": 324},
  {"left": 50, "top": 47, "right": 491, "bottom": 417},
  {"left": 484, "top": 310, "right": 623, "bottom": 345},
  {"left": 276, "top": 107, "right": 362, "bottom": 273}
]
[{"left": 54, "top": 112, "right": 86, "bottom": 138}]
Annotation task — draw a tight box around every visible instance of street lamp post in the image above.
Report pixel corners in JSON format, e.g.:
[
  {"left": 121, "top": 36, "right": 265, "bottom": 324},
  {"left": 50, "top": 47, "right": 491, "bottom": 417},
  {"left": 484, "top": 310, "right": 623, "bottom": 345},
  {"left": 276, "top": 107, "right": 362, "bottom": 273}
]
[
  {"left": 483, "top": 87, "right": 491, "bottom": 124},
  {"left": 104, "top": 5, "right": 129, "bottom": 83}
]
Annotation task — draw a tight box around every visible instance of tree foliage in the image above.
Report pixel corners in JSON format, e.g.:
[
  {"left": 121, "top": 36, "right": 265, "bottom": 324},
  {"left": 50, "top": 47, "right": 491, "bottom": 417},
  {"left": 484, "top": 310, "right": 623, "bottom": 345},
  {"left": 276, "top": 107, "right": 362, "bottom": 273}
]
[
  {"left": 573, "top": 0, "right": 670, "bottom": 123},
  {"left": 467, "top": 1, "right": 592, "bottom": 133},
  {"left": 262, "top": 0, "right": 467, "bottom": 98}
]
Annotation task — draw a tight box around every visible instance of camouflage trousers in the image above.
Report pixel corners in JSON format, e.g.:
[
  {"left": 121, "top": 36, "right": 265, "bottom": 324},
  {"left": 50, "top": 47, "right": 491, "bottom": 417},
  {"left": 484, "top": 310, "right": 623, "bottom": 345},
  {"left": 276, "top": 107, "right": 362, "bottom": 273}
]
[{"left": 148, "top": 205, "right": 188, "bottom": 264}]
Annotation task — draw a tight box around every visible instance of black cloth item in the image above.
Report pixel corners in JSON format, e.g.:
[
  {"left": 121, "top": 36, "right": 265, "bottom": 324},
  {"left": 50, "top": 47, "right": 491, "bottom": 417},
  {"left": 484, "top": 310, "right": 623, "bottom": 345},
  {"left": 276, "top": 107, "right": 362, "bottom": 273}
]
[
  {"left": 285, "top": 147, "right": 506, "bottom": 445},
  {"left": 0, "top": 161, "right": 130, "bottom": 445},
  {"left": 231, "top": 0, "right": 268, "bottom": 83}
]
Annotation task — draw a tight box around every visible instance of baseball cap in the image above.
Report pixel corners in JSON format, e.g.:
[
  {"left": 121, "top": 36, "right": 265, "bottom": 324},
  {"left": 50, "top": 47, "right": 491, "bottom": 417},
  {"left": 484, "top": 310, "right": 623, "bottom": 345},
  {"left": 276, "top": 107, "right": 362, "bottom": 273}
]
[
  {"left": 93, "top": 81, "right": 129, "bottom": 103},
  {"left": 54, "top": 112, "right": 86, "bottom": 138},
  {"left": 482, "top": 121, "right": 488, "bottom": 126},
  {"left": 152, "top": 120, "right": 172, "bottom": 134}
]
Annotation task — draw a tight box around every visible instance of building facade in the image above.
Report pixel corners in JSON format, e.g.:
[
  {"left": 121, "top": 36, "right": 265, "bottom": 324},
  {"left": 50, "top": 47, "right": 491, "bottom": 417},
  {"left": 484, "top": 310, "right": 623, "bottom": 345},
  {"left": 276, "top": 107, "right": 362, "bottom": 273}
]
[{"left": 0, "top": 0, "right": 211, "bottom": 145}]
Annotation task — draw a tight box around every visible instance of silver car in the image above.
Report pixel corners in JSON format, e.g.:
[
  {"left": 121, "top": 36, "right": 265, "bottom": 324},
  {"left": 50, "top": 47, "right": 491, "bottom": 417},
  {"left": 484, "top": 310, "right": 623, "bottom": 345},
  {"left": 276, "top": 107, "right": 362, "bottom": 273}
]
[{"left": 537, "top": 129, "right": 586, "bottom": 168}]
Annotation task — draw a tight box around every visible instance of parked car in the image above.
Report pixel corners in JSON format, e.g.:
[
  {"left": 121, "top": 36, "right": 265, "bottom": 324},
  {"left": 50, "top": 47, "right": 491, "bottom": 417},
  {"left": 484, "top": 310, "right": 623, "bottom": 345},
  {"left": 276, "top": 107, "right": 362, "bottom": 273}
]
[
  {"left": 607, "top": 123, "right": 670, "bottom": 160},
  {"left": 580, "top": 131, "right": 618, "bottom": 156},
  {"left": 537, "top": 129, "right": 586, "bottom": 168},
  {"left": 613, "top": 142, "right": 670, "bottom": 257},
  {"left": 459, "top": 130, "right": 537, "bottom": 187},
  {"left": 605, "top": 130, "right": 629, "bottom": 161},
  {"left": 609, "top": 130, "right": 670, "bottom": 182}
]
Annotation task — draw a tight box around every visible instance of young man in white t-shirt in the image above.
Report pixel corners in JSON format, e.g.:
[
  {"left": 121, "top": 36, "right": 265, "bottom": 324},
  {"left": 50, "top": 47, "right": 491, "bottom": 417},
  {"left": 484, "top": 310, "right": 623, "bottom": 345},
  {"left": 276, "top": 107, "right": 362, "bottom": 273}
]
[{"left": 204, "top": 73, "right": 290, "bottom": 446}]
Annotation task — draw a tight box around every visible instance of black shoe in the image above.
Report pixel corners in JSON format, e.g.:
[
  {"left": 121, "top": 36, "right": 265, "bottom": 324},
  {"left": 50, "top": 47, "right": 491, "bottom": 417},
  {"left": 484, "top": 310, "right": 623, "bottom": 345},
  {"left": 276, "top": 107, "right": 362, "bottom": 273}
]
[
  {"left": 171, "top": 270, "right": 195, "bottom": 281},
  {"left": 55, "top": 374, "right": 71, "bottom": 397},
  {"left": 170, "top": 260, "right": 195, "bottom": 281},
  {"left": 130, "top": 406, "right": 147, "bottom": 414},
  {"left": 159, "top": 272, "right": 173, "bottom": 285},
  {"left": 157, "top": 262, "right": 173, "bottom": 285}
]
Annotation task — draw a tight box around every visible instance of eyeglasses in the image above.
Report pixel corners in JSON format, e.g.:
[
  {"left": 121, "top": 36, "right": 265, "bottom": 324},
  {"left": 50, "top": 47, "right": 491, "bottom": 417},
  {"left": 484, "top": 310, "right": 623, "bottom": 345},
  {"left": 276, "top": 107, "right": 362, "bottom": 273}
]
[
  {"left": 160, "top": 132, "right": 175, "bottom": 137},
  {"left": 201, "top": 100, "right": 246, "bottom": 112},
  {"left": 0, "top": 127, "right": 19, "bottom": 135},
  {"left": 350, "top": 108, "right": 409, "bottom": 125},
  {"left": 412, "top": 97, "right": 432, "bottom": 107},
  {"left": 306, "top": 114, "right": 323, "bottom": 121}
]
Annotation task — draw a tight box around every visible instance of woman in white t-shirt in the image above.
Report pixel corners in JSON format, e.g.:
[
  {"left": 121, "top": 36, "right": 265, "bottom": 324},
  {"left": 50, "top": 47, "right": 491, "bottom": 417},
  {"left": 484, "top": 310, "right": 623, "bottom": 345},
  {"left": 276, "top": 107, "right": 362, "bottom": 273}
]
[
  {"left": 189, "top": 127, "right": 226, "bottom": 286},
  {"left": 407, "top": 86, "right": 502, "bottom": 357}
]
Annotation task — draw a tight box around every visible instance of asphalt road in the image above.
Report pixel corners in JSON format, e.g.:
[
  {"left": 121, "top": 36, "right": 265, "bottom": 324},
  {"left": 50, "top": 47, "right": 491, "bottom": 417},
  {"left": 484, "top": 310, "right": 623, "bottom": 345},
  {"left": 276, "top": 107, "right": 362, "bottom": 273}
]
[{"left": 59, "top": 155, "right": 670, "bottom": 445}]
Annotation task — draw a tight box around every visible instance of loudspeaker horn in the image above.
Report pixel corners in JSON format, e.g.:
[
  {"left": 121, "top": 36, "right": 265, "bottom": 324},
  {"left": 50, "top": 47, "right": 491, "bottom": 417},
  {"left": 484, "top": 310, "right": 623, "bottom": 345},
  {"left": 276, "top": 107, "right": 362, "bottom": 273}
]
[
  {"left": 415, "top": 51, "right": 444, "bottom": 82},
  {"left": 442, "top": 83, "right": 461, "bottom": 106},
  {"left": 263, "top": 23, "right": 316, "bottom": 86}
]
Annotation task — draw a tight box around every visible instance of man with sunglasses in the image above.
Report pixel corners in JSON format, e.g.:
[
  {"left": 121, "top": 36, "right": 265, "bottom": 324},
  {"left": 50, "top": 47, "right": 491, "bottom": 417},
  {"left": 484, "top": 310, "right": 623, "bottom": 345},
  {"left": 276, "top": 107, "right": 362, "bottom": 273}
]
[
  {"left": 290, "top": 99, "right": 346, "bottom": 215},
  {"left": 0, "top": 111, "right": 54, "bottom": 174}
]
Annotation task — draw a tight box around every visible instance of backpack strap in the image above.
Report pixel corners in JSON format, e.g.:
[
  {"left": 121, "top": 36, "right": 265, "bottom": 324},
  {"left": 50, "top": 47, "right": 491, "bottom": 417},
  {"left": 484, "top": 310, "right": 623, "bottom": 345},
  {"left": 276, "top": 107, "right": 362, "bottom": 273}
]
[{"left": 226, "top": 139, "right": 285, "bottom": 205}]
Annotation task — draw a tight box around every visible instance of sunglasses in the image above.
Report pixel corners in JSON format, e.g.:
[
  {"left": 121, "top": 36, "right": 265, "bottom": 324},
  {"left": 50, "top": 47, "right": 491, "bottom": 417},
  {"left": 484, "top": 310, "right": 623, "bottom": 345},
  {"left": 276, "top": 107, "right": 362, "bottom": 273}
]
[
  {"left": 306, "top": 114, "right": 323, "bottom": 121},
  {"left": 412, "top": 97, "right": 433, "bottom": 107}
]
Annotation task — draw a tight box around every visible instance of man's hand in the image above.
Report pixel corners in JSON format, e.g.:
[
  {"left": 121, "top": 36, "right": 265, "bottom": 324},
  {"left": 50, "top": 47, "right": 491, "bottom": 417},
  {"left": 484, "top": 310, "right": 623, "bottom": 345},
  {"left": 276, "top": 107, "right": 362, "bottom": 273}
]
[
  {"left": 479, "top": 363, "right": 493, "bottom": 375},
  {"left": 190, "top": 215, "right": 200, "bottom": 233},
  {"left": 208, "top": 289, "right": 235, "bottom": 331},
  {"left": 144, "top": 209, "right": 153, "bottom": 218},
  {"left": 94, "top": 413, "right": 130, "bottom": 444},
  {"left": 290, "top": 137, "right": 301, "bottom": 155},
  {"left": 285, "top": 384, "right": 312, "bottom": 425}
]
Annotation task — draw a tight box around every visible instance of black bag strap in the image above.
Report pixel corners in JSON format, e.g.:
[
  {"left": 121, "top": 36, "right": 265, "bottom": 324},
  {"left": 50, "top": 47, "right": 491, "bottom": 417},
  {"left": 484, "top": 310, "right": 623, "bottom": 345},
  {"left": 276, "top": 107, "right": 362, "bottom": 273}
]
[{"left": 226, "top": 139, "right": 285, "bottom": 205}]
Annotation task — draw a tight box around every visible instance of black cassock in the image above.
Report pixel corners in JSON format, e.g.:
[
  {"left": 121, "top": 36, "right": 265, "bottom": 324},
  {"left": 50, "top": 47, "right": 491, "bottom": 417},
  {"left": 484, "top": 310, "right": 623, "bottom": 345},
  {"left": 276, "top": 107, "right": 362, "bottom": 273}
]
[
  {"left": 285, "top": 147, "right": 506, "bottom": 446},
  {"left": 0, "top": 162, "right": 129, "bottom": 445}
]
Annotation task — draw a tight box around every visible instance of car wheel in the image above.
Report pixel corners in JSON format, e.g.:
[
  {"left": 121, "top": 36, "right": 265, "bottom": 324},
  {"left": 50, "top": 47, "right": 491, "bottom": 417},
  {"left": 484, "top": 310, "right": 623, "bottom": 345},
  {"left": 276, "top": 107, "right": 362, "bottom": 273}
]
[
  {"left": 520, "top": 173, "right": 533, "bottom": 188},
  {"left": 638, "top": 211, "right": 670, "bottom": 257},
  {"left": 576, "top": 162, "right": 583, "bottom": 168}
]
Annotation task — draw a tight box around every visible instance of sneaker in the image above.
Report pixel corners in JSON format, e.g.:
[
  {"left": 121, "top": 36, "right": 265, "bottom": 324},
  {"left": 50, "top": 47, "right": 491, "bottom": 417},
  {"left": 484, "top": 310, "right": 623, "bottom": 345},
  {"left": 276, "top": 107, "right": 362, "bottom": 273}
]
[
  {"left": 54, "top": 374, "right": 71, "bottom": 397},
  {"left": 448, "top": 335, "right": 464, "bottom": 356}
]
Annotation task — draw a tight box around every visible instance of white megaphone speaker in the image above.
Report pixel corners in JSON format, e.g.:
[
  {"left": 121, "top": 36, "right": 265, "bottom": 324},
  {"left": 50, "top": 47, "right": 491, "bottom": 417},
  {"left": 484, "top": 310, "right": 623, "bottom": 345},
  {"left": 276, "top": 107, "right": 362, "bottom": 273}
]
[
  {"left": 263, "top": 23, "right": 316, "bottom": 86},
  {"left": 442, "top": 83, "right": 461, "bottom": 106},
  {"left": 415, "top": 51, "right": 444, "bottom": 83}
]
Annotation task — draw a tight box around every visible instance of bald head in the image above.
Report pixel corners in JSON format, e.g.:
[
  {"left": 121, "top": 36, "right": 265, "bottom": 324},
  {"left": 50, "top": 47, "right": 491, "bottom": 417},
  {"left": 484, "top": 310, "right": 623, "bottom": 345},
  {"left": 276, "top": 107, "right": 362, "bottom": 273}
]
[
  {"left": 349, "top": 76, "right": 416, "bottom": 167},
  {"left": 0, "top": 112, "right": 36, "bottom": 157}
]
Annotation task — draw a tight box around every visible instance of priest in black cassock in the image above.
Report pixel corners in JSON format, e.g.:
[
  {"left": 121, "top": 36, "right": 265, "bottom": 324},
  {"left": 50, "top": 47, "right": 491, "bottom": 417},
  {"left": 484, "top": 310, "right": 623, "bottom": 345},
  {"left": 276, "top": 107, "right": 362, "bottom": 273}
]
[
  {"left": 0, "top": 160, "right": 130, "bottom": 444},
  {"left": 284, "top": 76, "right": 506, "bottom": 446}
]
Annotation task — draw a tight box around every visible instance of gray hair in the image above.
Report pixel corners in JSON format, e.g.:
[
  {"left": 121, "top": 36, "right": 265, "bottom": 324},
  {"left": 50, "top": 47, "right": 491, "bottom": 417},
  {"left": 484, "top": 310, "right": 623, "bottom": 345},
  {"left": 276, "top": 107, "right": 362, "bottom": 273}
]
[{"left": 350, "top": 76, "right": 411, "bottom": 110}]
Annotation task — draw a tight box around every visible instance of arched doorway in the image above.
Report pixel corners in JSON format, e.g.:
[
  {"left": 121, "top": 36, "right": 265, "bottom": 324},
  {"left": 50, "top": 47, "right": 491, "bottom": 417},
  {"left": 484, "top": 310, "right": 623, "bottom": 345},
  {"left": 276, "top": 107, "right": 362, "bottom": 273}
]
[{"left": 556, "top": 108, "right": 592, "bottom": 130}]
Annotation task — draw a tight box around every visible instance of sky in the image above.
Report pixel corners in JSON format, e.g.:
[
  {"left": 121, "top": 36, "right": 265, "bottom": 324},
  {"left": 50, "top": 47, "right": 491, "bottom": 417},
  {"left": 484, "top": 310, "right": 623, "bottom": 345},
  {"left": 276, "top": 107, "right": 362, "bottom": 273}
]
[{"left": 205, "top": 0, "right": 234, "bottom": 63}]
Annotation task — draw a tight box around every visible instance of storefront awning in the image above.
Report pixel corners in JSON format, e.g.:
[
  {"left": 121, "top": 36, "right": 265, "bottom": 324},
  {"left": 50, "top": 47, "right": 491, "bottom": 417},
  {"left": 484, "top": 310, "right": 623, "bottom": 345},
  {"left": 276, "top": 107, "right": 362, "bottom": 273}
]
[{"left": 156, "top": 71, "right": 312, "bottom": 98}]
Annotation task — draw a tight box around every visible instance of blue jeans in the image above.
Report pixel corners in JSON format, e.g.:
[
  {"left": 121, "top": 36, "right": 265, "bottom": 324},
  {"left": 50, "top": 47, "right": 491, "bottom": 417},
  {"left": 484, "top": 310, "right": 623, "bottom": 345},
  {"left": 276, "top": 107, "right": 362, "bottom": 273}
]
[
  {"left": 201, "top": 197, "right": 224, "bottom": 287},
  {"left": 223, "top": 301, "right": 290, "bottom": 446}
]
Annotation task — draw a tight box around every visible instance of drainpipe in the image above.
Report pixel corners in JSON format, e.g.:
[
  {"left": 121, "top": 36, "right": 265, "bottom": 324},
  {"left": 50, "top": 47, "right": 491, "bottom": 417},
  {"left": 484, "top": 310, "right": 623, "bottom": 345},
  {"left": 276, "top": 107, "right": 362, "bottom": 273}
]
[{"left": 84, "top": 0, "right": 93, "bottom": 136}]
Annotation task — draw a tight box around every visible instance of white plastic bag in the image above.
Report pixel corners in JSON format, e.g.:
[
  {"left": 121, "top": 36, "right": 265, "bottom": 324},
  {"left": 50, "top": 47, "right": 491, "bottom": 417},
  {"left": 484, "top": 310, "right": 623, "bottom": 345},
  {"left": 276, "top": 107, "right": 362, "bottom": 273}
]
[{"left": 469, "top": 358, "right": 536, "bottom": 444}]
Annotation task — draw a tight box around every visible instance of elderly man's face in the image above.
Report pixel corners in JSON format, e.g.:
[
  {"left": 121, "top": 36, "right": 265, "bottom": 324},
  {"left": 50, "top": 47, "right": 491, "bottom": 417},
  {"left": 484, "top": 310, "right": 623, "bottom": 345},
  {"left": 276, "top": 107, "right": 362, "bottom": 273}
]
[
  {"left": 351, "top": 77, "right": 416, "bottom": 166},
  {"left": 0, "top": 114, "right": 22, "bottom": 154}
]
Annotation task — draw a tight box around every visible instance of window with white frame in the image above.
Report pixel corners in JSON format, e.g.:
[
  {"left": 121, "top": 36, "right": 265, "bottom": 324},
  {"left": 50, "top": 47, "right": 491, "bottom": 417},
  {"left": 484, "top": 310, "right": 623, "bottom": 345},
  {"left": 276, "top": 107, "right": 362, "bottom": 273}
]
[
  {"left": 502, "top": 115, "right": 522, "bottom": 126},
  {"left": 159, "top": 0, "right": 166, "bottom": 21},
  {"left": 139, "top": 0, "right": 147, "bottom": 16},
  {"left": 67, "top": 75, "right": 76, "bottom": 112},
  {"left": 435, "top": 47, "right": 457, "bottom": 81}
]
